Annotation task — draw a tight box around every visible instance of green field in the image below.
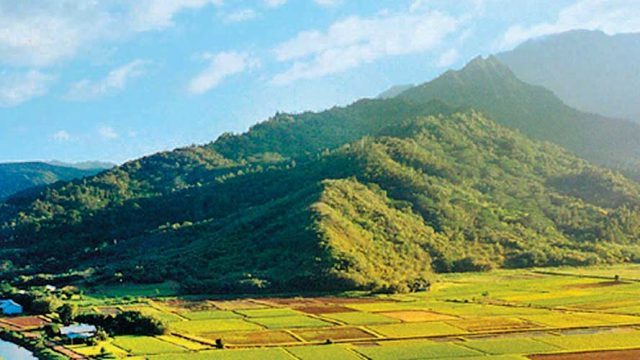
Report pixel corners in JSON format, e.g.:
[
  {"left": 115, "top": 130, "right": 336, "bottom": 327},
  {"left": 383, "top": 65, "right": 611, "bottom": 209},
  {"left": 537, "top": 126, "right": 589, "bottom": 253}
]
[{"left": 57, "top": 265, "right": 640, "bottom": 359}]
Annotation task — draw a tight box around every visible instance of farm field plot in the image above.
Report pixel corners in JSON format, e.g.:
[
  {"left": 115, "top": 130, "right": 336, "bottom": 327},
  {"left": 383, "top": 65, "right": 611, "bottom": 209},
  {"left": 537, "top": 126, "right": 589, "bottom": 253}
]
[
  {"left": 354, "top": 340, "right": 482, "bottom": 360},
  {"left": 205, "top": 330, "right": 301, "bottom": 345},
  {"left": 61, "top": 265, "right": 640, "bottom": 360},
  {"left": 209, "top": 299, "right": 267, "bottom": 310},
  {"left": 369, "top": 321, "right": 465, "bottom": 337},
  {"left": 182, "top": 310, "right": 243, "bottom": 320},
  {"left": 235, "top": 308, "right": 302, "bottom": 318},
  {"left": 536, "top": 329, "right": 640, "bottom": 351},
  {"left": 322, "top": 311, "right": 401, "bottom": 325},
  {"left": 292, "top": 326, "right": 377, "bottom": 341},
  {"left": 147, "top": 348, "right": 295, "bottom": 360},
  {"left": 461, "top": 337, "right": 560, "bottom": 355},
  {"left": 66, "top": 341, "right": 129, "bottom": 357},
  {"left": 249, "top": 314, "right": 333, "bottom": 329},
  {"left": 446, "top": 317, "right": 540, "bottom": 333},
  {"left": 0, "top": 316, "right": 48, "bottom": 330},
  {"left": 170, "top": 318, "right": 263, "bottom": 333},
  {"left": 113, "top": 335, "right": 187, "bottom": 355},
  {"left": 286, "top": 344, "right": 362, "bottom": 360},
  {"left": 378, "top": 310, "right": 457, "bottom": 322}
]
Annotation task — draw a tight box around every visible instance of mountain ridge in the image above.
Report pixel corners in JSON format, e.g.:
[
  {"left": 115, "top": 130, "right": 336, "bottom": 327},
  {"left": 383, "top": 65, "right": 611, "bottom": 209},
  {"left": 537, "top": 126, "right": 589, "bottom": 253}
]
[
  {"left": 2, "top": 57, "right": 640, "bottom": 293},
  {"left": 498, "top": 29, "right": 640, "bottom": 122}
]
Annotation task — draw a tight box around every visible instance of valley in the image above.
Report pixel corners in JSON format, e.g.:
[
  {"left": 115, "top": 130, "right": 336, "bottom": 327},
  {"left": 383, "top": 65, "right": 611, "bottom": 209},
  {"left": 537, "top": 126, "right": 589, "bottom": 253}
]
[{"left": 6, "top": 265, "right": 640, "bottom": 359}]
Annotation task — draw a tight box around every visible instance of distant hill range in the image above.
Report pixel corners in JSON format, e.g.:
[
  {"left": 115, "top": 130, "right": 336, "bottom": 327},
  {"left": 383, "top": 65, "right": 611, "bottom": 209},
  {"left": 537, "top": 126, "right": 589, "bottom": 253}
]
[
  {"left": 0, "top": 161, "right": 112, "bottom": 199},
  {"left": 2, "top": 56, "right": 640, "bottom": 294},
  {"left": 497, "top": 30, "right": 640, "bottom": 123}
]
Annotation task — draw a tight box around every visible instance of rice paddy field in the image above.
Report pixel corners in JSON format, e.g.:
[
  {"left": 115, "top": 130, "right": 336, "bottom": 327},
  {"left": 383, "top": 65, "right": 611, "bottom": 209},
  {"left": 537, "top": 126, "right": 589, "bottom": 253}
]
[{"left": 61, "top": 265, "right": 640, "bottom": 359}]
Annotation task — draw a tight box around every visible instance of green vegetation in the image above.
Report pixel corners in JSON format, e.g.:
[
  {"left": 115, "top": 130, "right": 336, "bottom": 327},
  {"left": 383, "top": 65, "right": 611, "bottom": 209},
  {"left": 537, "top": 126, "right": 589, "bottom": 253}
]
[
  {"left": 112, "top": 335, "right": 186, "bottom": 355},
  {"left": 286, "top": 345, "right": 361, "bottom": 360},
  {"left": 354, "top": 341, "right": 481, "bottom": 360},
  {"left": 170, "top": 319, "right": 262, "bottom": 334},
  {"left": 0, "top": 161, "right": 107, "bottom": 199},
  {"left": 399, "top": 56, "right": 640, "bottom": 176},
  {"left": 462, "top": 338, "right": 560, "bottom": 355},
  {"left": 249, "top": 315, "right": 332, "bottom": 329},
  {"left": 76, "top": 310, "right": 167, "bottom": 336},
  {"left": 3, "top": 58, "right": 640, "bottom": 296}
]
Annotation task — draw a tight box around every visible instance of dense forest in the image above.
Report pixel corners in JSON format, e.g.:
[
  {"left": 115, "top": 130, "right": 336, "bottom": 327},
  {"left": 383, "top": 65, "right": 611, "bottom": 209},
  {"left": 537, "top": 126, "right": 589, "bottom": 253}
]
[
  {"left": 0, "top": 162, "right": 107, "bottom": 199},
  {"left": 2, "top": 57, "right": 640, "bottom": 294}
]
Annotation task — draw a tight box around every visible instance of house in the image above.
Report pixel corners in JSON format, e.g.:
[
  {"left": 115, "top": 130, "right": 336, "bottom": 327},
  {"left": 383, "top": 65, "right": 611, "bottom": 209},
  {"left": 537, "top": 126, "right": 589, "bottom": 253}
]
[
  {"left": 44, "top": 284, "right": 57, "bottom": 292},
  {"left": 60, "top": 323, "right": 97, "bottom": 340},
  {"left": 0, "top": 299, "right": 23, "bottom": 315}
]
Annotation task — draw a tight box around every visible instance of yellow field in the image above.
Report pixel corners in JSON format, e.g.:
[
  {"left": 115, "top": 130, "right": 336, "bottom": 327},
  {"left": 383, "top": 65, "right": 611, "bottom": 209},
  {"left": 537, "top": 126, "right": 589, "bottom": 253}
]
[{"left": 63, "top": 265, "right": 640, "bottom": 359}]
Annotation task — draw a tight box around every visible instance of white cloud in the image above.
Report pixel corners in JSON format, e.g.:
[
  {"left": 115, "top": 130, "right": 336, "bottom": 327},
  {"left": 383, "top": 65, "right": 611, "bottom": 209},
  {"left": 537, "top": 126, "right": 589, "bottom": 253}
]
[
  {"left": 0, "top": 0, "right": 223, "bottom": 67},
  {"left": 129, "top": 0, "right": 224, "bottom": 31},
  {"left": 499, "top": 0, "right": 640, "bottom": 49},
  {"left": 0, "top": 70, "right": 55, "bottom": 107},
  {"left": 98, "top": 126, "right": 119, "bottom": 140},
  {"left": 436, "top": 48, "right": 459, "bottom": 67},
  {"left": 272, "top": 9, "right": 459, "bottom": 84},
  {"left": 188, "top": 51, "right": 259, "bottom": 94},
  {"left": 0, "top": 1, "right": 115, "bottom": 67},
  {"left": 66, "top": 60, "right": 150, "bottom": 101},
  {"left": 51, "top": 130, "right": 72, "bottom": 142},
  {"left": 265, "top": 0, "right": 287, "bottom": 8},
  {"left": 224, "top": 8, "right": 258, "bottom": 23},
  {"left": 314, "top": 0, "right": 342, "bottom": 7}
]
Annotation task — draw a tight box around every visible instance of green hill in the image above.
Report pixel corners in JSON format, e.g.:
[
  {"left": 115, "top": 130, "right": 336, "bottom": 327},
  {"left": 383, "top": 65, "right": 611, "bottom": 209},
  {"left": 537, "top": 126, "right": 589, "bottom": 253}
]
[
  {"left": 3, "top": 111, "right": 640, "bottom": 293},
  {"left": 0, "top": 162, "right": 108, "bottom": 199},
  {"left": 3, "top": 57, "right": 640, "bottom": 294},
  {"left": 398, "top": 56, "right": 640, "bottom": 178}
]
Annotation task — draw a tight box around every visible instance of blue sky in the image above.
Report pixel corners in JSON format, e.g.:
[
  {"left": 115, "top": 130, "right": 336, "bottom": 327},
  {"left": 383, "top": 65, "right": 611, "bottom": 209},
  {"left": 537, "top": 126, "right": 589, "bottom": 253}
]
[{"left": 1, "top": 0, "right": 639, "bottom": 164}]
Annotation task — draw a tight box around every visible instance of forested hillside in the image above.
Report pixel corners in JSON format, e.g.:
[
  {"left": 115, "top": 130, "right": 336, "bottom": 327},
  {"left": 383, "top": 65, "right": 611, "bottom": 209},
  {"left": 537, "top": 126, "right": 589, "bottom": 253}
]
[
  {"left": 2, "top": 109, "right": 640, "bottom": 293},
  {"left": 0, "top": 162, "right": 107, "bottom": 199},
  {"left": 2, "top": 57, "right": 640, "bottom": 294},
  {"left": 398, "top": 56, "right": 640, "bottom": 178}
]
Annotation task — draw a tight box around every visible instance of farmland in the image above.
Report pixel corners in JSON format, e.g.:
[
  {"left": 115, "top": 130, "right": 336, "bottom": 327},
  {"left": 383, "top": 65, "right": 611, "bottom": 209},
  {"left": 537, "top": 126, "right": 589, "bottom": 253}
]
[{"left": 10, "top": 265, "right": 640, "bottom": 359}]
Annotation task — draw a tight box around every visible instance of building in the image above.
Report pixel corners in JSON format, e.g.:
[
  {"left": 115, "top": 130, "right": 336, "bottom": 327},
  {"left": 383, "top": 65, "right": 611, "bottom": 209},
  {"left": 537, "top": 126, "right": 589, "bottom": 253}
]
[
  {"left": 0, "top": 299, "right": 23, "bottom": 315},
  {"left": 60, "top": 324, "right": 97, "bottom": 340}
]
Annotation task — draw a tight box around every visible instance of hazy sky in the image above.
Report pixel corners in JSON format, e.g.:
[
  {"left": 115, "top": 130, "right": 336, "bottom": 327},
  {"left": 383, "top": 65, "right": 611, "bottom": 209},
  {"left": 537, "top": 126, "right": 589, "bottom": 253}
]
[{"left": 1, "top": 0, "right": 639, "bottom": 163}]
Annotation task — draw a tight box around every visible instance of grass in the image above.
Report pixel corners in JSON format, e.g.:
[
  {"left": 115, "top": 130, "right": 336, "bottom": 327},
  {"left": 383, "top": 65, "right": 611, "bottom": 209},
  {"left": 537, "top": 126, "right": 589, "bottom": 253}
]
[
  {"left": 66, "top": 341, "right": 129, "bottom": 357},
  {"left": 113, "top": 335, "right": 187, "bottom": 355},
  {"left": 170, "top": 319, "right": 263, "bottom": 333},
  {"left": 147, "top": 348, "right": 295, "bottom": 360},
  {"left": 461, "top": 337, "right": 560, "bottom": 355},
  {"left": 322, "top": 312, "right": 400, "bottom": 325},
  {"left": 293, "top": 326, "right": 376, "bottom": 341},
  {"left": 54, "top": 266, "right": 640, "bottom": 360},
  {"left": 250, "top": 315, "right": 333, "bottom": 329},
  {"left": 378, "top": 310, "right": 456, "bottom": 322},
  {"left": 369, "top": 321, "right": 465, "bottom": 337},
  {"left": 536, "top": 330, "right": 640, "bottom": 351},
  {"left": 157, "top": 334, "right": 211, "bottom": 350},
  {"left": 286, "top": 345, "right": 362, "bottom": 360},
  {"left": 91, "top": 282, "right": 179, "bottom": 298},
  {"left": 182, "top": 310, "right": 242, "bottom": 320},
  {"left": 234, "top": 308, "right": 303, "bottom": 318},
  {"left": 212, "top": 330, "right": 300, "bottom": 345},
  {"left": 354, "top": 340, "right": 482, "bottom": 360}
]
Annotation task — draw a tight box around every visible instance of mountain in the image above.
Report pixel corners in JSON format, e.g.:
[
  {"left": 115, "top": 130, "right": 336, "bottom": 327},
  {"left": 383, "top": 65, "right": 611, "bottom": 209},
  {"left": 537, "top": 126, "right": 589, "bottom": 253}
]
[
  {"left": 46, "top": 161, "right": 115, "bottom": 171},
  {"left": 3, "top": 57, "right": 640, "bottom": 294},
  {"left": 377, "top": 84, "right": 414, "bottom": 99},
  {"left": 398, "top": 55, "right": 640, "bottom": 178},
  {"left": 497, "top": 30, "right": 640, "bottom": 122},
  {"left": 0, "top": 162, "right": 107, "bottom": 199}
]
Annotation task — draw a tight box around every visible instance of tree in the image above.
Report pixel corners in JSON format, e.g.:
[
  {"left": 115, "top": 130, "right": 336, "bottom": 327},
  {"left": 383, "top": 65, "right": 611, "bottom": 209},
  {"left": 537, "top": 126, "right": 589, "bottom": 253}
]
[{"left": 58, "top": 304, "right": 77, "bottom": 325}]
